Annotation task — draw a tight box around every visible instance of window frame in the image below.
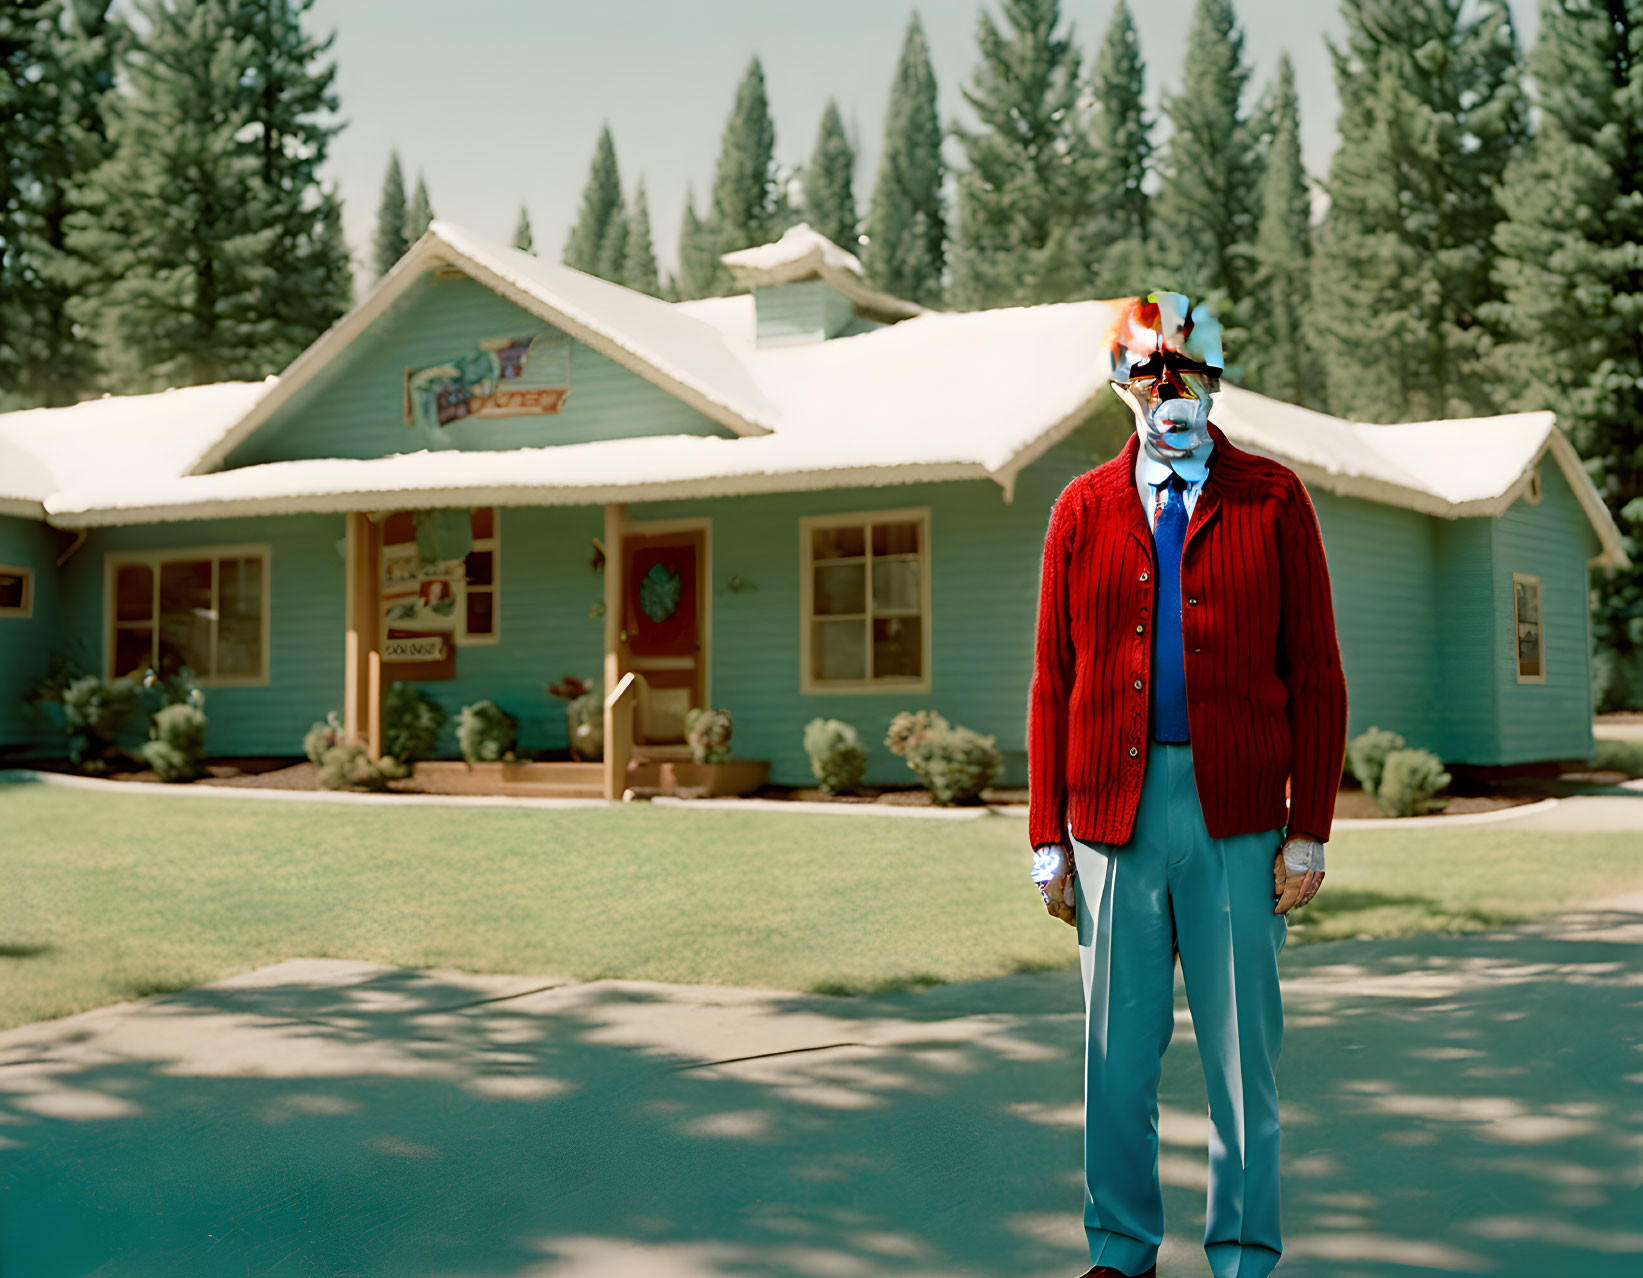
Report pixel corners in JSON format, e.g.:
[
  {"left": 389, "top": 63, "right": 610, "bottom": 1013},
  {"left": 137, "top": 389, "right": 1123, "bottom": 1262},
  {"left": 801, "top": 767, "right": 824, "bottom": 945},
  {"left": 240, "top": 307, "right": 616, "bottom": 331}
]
[
  {"left": 103, "top": 543, "right": 272, "bottom": 687},
  {"left": 1511, "top": 571, "right": 1546, "bottom": 685},
  {"left": 798, "top": 506, "right": 932, "bottom": 696},
  {"left": 0, "top": 563, "right": 32, "bottom": 619}
]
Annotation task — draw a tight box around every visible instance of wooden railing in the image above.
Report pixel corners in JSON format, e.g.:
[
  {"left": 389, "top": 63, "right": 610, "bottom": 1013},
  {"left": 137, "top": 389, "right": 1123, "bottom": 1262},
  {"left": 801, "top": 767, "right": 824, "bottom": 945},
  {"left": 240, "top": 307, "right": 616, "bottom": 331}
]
[{"left": 604, "top": 670, "right": 636, "bottom": 800}]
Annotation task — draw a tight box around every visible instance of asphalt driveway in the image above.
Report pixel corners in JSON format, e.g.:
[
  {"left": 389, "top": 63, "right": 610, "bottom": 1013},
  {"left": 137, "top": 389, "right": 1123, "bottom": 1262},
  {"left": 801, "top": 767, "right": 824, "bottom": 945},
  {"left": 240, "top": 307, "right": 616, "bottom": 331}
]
[{"left": 2, "top": 898, "right": 1640, "bottom": 1277}]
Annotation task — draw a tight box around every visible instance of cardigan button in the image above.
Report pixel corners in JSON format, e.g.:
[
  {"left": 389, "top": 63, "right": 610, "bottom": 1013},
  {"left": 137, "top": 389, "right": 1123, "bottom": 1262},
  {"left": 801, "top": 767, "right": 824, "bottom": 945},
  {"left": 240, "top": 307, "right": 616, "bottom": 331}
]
[
  {"left": 1133, "top": 678, "right": 1143, "bottom": 690},
  {"left": 1135, "top": 623, "right": 1144, "bottom": 634},
  {"left": 1188, "top": 597, "right": 1199, "bottom": 606},
  {"left": 1139, "top": 572, "right": 1149, "bottom": 582},
  {"left": 1128, "top": 745, "right": 1139, "bottom": 758}
]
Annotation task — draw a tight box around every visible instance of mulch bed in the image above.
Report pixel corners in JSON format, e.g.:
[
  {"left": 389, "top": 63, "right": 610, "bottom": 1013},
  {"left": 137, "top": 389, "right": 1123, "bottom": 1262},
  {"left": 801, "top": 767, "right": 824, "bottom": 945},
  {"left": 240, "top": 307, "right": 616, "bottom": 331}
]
[{"left": 7, "top": 757, "right": 1598, "bottom": 818}]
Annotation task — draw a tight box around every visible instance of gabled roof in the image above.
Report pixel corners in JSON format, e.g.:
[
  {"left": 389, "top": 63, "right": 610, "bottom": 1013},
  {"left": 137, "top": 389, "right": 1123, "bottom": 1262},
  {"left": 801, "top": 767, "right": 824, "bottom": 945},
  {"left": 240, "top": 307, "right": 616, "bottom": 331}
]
[
  {"left": 1212, "top": 386, "right": 1625, "bottom": 566},
  {"left": 186, "top": 221, "right": 785, "bottom": 474},
  {"left": 36, "top": 296, "right": 1126, "bottom": 525}
]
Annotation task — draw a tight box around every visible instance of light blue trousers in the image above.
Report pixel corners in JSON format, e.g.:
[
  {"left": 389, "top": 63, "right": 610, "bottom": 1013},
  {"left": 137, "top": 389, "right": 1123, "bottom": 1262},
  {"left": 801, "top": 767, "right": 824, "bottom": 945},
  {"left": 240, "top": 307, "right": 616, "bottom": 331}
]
[{"left": 1070, "top": 739, "right": 1288, "bottom": 1278}]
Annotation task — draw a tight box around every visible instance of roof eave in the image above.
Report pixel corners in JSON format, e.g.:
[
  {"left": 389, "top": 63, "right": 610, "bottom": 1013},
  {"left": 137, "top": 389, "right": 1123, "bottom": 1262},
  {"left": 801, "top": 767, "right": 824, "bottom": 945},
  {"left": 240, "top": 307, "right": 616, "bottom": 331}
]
[
  {"left": 0, "top": 496, "right": 48, "bottom": 521},
  {"left": 42, "top": 460, "right": 994, "bottom": 529}
]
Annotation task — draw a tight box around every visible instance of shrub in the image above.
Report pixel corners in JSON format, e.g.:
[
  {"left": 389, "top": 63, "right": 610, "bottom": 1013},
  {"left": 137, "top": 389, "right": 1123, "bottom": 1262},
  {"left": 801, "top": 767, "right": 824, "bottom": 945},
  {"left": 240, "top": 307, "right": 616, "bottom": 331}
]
[
  {"left": 885, "top": 709, "right": 949, "bottom": 761},
  {"left": 303, "top": 711, "right": 345, "bottom": 766},
  {"left": 456, "top": 700, "right": 517, "bottom": 766},
  {"left": 1375, "top": 748, "right": 1452, "bottom": 817},
  {"left": 1347, "top": 725, "right": 1407, "bottom": 798},
  {"left": 684, "top": 706, "right": 733, "bottom": 763},
  {"left": 61, "top": 674, "right": 143, "bottom": 773},
  {"left": 1592, "top": 738, "right": 1643, "bottom": 778},
  {"left": 803, "top": 718, "right": 869, "bottom": 795},
  {"left": 915, "top": 725, "right": 1003, "bottom": 805},
  {"left": 384, "top": 683, "right": 445, "bottom": 764},
  {"left": 142, "top": 703, "right": 208, "bottom": 782},
  {"left": 885, "top": 709, "right": 1002, "bottom": 805},
  {"left": 316, "top": 741, "right": 410, "bottom": 791}
]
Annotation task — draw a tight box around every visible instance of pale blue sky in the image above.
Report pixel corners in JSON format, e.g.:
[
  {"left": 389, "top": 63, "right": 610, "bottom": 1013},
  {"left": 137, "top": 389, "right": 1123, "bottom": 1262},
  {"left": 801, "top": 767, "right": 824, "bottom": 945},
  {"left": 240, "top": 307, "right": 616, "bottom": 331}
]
[{"left": 311, "top": 0, "right": 1539, "bottom": 284}]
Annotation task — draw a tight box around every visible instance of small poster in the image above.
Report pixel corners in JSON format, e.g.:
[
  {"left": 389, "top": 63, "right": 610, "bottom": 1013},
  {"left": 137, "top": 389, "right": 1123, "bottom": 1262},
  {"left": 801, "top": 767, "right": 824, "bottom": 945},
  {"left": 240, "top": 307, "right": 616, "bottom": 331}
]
[
  {"left": 404, "top": 333, "right": 570, "bottom": 429},
  {"left": 382, "top": 547, "right": 464, "bottom": 668}
]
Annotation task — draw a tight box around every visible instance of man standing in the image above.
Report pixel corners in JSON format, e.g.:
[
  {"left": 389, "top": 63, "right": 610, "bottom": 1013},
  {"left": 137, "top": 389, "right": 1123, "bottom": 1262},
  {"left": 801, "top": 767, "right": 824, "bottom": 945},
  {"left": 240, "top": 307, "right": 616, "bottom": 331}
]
[{"left": 1028, "top": 293, "right": 1348, "bottom": 1278}]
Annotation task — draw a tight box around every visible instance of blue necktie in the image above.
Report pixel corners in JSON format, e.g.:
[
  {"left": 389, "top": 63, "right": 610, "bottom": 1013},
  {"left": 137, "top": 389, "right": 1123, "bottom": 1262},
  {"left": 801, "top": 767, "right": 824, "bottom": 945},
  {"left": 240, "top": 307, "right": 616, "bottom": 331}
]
[{"left": 1151, "top": 471, "right": 1190, "bottom": 742}]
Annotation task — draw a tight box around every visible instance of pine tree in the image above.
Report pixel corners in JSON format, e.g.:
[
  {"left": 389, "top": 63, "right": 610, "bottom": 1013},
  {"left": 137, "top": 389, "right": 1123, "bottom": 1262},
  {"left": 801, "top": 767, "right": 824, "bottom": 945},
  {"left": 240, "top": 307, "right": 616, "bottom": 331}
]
[
  {"left": 1242, "top": 54, "right": 1318, "bottom": 406},
  {"left": 0, "top": 0, "right": 55, "bottom": 403},
  {"left": 1083, "top": 0, "right": 1152, "bottom": 299},
  {"left": 672, "top": 186, "right": 721, "bottom": 300},
  {"left": 512, "top": 204, "right": 533, "bottom": 253},
  {"left": 949, "top": 0, "right": 1095, "bottom": 309},
  {"left": 4, "top": 0, "right": 121, "bottom": 406},
  {"left": 563, "top": 123, "right": 627, "bottom": 281},
  {"left": 405, "top": 171, "right": 433, "bottom": 241},
  {"left": 1309, "top": 0, "right": 1527, "bottom": 422},
  {"left": 622, "top": 179, "right": 661, "bottom": 296},
  {"left": 233, "top": 0, "right": 350, "bottom": 372},
  {"left": 1149, "top": 0, "right": 1259, "bottom": 309},
  {"left": 710, "top": 56, "right": 778, "bottom": 263},
  {"left": 803, "top": 98, "right": 858, "bottom": 252},
  {"left": 863, "top": 11, "right": 945, "bottom": 306},
  {"left": 1492, "top": 0, "right": 1643, "bottom": 679},
  {"left": 596, "top": 190, "right": 628, "bottom": 282},
  {"left": 373, "top": 149, "right": 408, "bottom": 279},
  {"left": 67, "top": 0, "right": 272, "bottom": 390}
]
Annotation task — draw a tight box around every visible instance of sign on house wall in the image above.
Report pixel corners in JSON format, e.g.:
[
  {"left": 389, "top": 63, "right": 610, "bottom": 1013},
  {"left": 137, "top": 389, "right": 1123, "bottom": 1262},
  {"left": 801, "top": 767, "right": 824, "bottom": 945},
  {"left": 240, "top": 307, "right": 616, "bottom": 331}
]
[{"left": 403, "top": 333, "right": 570, "bottom": 429}]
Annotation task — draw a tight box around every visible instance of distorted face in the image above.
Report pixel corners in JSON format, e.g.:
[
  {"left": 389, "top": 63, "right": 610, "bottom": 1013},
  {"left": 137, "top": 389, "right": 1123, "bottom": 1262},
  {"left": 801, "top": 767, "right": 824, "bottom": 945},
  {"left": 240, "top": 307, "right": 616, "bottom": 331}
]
[{"left": 1107, "top": 292, "right": 1225, "bottom": 459}]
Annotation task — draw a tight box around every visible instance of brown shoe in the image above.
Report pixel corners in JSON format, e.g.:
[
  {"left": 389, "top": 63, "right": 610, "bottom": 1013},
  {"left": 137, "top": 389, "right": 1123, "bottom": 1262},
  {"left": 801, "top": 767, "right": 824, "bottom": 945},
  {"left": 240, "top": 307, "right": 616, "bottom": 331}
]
[{"left": 1078, "top": 1266, "right": 1156, "bottom": 1278}]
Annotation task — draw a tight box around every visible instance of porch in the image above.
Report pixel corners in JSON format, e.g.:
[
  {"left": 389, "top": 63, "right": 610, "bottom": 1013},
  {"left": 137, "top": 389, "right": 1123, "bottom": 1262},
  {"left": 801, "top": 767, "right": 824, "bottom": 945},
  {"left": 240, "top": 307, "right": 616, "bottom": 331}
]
[{"left": 340, "top": 502, "right": 708, "bottom": 799}]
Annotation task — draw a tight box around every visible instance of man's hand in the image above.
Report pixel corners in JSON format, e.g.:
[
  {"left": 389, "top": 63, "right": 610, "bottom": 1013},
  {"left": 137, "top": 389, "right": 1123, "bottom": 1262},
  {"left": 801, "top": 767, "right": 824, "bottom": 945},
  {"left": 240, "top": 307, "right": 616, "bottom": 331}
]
[
  {"left": 1042, "top": 867, "right": 1077, "bottom": 926},
  {"left": 1032, "top": 843, "right": 1077, "bottom": 926},
  {"left": 1273, "top": 836, "right": 1325, "bottom": 915}
]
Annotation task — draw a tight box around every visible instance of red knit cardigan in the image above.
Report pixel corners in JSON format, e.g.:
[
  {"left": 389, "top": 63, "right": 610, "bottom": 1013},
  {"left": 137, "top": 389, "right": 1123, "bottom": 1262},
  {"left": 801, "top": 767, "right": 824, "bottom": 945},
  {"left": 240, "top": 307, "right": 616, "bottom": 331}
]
[{"left": 1028, "top": 421, "right": 1349, "bottom": 850}]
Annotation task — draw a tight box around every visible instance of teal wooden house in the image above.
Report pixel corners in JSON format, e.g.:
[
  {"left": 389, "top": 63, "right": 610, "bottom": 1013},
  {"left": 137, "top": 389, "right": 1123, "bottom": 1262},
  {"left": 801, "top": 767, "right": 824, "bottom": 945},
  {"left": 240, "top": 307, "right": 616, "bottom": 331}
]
[{"left": 0, "top": 224, "right": 1626, "bottom": 793}]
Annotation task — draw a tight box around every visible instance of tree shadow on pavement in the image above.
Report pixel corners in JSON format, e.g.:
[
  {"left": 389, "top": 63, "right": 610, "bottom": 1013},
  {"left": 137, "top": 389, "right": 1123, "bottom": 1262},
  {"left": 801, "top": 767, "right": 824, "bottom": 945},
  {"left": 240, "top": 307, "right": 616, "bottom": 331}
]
[{"left": 0, "top": 907, "right": 1639, "bottom": 1277}]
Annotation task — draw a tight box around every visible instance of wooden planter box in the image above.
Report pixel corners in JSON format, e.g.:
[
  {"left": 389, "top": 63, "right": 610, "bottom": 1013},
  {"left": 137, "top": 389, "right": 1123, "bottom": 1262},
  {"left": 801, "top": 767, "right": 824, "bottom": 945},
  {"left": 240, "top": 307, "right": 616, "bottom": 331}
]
[{"left": 626, "top": 758, "right": 770, "bottom": 797}]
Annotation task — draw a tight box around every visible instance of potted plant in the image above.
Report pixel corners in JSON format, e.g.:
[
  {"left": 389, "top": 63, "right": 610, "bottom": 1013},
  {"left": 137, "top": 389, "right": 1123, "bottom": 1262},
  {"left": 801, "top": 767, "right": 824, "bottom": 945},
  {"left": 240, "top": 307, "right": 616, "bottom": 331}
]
[{"left": 548, "top": 675, "right": 603, "bottom": 760}]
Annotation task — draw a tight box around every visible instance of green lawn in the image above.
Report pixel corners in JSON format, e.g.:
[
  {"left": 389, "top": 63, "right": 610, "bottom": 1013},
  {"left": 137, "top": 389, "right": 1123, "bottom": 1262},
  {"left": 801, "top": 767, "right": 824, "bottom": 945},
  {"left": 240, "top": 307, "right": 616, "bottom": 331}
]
[{"left": 2, "top": 779, "right": 1640, "bottom": 1030}]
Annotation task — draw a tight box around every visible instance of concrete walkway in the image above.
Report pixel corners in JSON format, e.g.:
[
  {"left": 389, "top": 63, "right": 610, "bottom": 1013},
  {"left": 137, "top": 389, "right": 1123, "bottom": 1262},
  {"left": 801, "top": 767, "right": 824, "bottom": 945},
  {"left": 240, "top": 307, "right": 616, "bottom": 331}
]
[{"left": 2, "top": 902, "right": 1640, "bottom": 1276}]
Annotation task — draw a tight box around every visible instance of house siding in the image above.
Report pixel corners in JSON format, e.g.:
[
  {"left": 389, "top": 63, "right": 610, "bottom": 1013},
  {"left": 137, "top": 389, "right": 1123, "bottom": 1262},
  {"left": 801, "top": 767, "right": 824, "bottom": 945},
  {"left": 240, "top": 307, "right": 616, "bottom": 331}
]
[
  {"left": 1430, "top": 516, "right": 1503, "bottom": 764},
  {"left": 753, "top": 280, "right": 856, "bottom": 345},
  {"left": 1490, "top": 459, "right": 1599, "bottom": 764},
  {"left": 226, "top": 274, "right": 735, "bottom": 469},
  {"left": 1307, "top": 489, "right": 1441, "bottom": 753},
  {"left": 57, "top": 515, "right": 345, "bottom": 758},
  {"left": 0, "top": 515, "right": 62, "bottom": 755}
]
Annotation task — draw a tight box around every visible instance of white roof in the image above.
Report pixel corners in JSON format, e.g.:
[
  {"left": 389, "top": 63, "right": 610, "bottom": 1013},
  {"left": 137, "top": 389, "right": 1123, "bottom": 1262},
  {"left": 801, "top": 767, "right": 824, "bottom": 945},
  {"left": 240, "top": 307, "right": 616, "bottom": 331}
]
[
  {"left": 718, "top": 222, "right": 923, "bottom": 320},
  {"left": 0, "top": 383, "right": 269, "bottom": 519},
  {"left": 1211, "top": 386, "right": 1621, "bottom": 563},
  {"left": 0, "top": 221, "right": 1623, "bottom": 569},
  {"left": 721, "top": 222, "right": 866, "bottom": 279}
]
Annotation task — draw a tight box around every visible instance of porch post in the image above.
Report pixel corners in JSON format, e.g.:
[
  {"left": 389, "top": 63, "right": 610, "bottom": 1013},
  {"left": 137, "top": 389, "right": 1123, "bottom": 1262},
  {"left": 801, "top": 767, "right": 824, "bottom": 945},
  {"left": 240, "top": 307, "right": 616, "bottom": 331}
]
[
  {"left": 602, "top": 502, "right": 630, "bottom": 800},
  {"left": 343, "top": 511, "right": 383, "bottom": 755}
]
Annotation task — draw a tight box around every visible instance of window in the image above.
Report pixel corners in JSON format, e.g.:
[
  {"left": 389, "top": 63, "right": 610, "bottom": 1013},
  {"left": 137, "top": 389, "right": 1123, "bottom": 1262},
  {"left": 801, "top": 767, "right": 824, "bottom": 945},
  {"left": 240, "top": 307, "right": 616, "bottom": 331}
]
[
  {"left": 800, "top": 508, "right": 931, "bottom": 693},
  {"left": 379, "top": 507, "right": 500, "bottom": 645},
  {"left": 106, "top": 546, "right": 270, "bottom": 684},
  {"left": 1512, "top": 572, "right": 1545, "bottom": 683},
  {"left": 0, "top": 564, "right": 32, "bottom": 619}
]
